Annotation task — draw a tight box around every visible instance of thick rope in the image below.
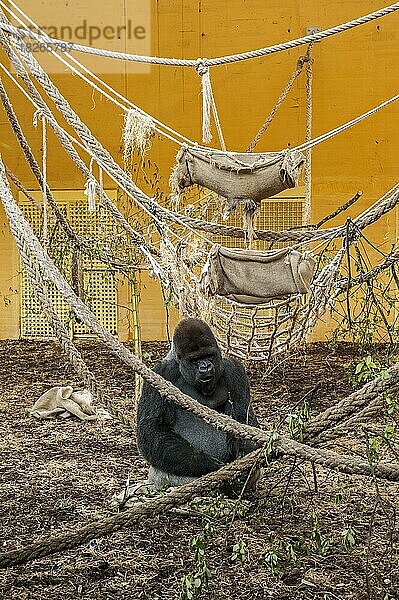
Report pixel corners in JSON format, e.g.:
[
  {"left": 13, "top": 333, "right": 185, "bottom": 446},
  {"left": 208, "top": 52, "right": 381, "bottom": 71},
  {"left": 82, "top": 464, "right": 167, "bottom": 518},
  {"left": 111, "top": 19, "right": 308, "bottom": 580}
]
[
  {"left": 2, "top": 21, "right": 398, "bottom": 257},
  {"left": 0, "top": 450, "right": 264, "bottom": 568},
  {"left": 160, "top": 185, "right": 399, "bottom": 243},
  {"left": 0, "top": 32, "right": 162, "bottom": 268},
  {"left": 1, "top": 160, "right": 399, "bottom": 487},
  {"left": 1, "top": 390, "right": 399, "bottom": 568},
  {"left": 0, "top": 22, "right": 206, "bottom": 257},
  {"left": 305, "top": 362, "right": 399, "bottom": 439},
  {"left": 1, "top": 2, "right": 398, "bottom": 66},
  {"left": 304, "top": 45, "right": 313, "bottom": 225},
  {"left": 2, "top": 398, "right": 399, "bottom": 569},
  {"left": 0, "top": 0, "right": 194, "bottom": 147},
  {"left": 312, "top": 396, "right": 387, "bottom": 445}
]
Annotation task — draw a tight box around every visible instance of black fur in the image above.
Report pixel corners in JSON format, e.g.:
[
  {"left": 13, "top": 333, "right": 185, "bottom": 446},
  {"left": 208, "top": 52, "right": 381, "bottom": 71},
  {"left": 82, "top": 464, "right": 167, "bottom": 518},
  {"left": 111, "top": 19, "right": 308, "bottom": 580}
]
[{"left": 137, "top": 318, "right": 259, "bottom": 478}]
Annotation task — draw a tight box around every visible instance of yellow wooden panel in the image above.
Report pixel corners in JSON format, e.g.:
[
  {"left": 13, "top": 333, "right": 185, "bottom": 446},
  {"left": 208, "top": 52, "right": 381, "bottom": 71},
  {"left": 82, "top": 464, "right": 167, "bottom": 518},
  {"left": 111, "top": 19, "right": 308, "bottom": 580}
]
[{"left": 138, "top": 272, "right": 179, "bottom": 342}]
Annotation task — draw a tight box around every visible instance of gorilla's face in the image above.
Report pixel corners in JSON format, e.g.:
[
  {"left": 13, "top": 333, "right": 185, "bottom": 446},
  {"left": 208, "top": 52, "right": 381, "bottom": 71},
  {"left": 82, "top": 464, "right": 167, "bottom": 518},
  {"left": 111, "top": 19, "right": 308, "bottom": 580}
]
[
  {"left": 173, "top": 318, "right": 223, "bottom": 395},
  {"left": 180, "top": 348, "right": 221, "bottom": 395}
]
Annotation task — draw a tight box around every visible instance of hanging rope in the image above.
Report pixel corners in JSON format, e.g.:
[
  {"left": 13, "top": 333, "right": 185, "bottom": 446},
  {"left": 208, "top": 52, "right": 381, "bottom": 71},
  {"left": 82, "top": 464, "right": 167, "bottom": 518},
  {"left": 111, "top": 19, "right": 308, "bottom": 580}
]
[
  {"left": 0, "top": 2, "right": 397, "bottom": 66},
  {"left": 32, "top": 111, "right": 48, "bottom": 245},
  {"left": 0, "top": 0, "right": 194, "bottom": 147},
  {"left": 246, "top": 50, "right": 312, "bottom": 152},
  {"left": 195, "top": 59, "right": 226, "bottom": 149},
  {"left": 41, "top": 115, "right": 48, "bottom": 244},
  {"left": 84, "top": 157, "right": 97, "bottom": 212},
  {"left": 293, "top": 92, "right": 399, "bottom": 153},
  {"left": 304, "top": 44, "right": 313, "bottom": 225}
]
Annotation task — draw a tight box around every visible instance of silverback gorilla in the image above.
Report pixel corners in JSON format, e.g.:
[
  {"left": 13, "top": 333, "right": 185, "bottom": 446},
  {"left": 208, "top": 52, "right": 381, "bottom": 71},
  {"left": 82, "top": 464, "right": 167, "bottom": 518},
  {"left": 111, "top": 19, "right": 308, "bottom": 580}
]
[{"left": 137, "top": 318, "right": 259, "bottom": 489}]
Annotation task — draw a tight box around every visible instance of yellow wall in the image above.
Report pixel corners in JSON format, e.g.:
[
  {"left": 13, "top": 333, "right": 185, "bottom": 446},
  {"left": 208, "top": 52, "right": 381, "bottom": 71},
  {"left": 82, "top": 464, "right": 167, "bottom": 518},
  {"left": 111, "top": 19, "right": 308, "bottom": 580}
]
[{"left": 0, "top": 1, "right": 398, "bottom": 341}]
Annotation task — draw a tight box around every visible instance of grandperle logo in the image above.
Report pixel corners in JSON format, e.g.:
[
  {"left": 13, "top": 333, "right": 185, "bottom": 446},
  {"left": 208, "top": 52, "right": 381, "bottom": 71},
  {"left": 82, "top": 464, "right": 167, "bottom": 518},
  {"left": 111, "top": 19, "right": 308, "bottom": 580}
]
[
  {"left": 26, "top": 20, "right": 147, "bottom": 47},
  {"left": 17, "top": 14, "right": 151, "bottom": 74}
]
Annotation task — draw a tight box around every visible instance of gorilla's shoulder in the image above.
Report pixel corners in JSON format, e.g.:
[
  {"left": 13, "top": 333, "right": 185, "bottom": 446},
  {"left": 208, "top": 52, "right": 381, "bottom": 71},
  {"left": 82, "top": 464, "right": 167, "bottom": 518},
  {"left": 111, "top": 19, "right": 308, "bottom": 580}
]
[
  {"left": 153, "top": 357, "right": 181, "bottom": 383},
  {"left": 222, "top": 356, "right": 248, "bottom": 380}
]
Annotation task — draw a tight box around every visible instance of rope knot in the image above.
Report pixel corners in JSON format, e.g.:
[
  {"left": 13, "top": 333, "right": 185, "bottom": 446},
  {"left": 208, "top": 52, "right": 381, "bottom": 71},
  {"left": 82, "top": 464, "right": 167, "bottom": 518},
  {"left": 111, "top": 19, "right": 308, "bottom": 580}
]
[
  {"left": 194, "top": 58, "right": 210, "bottom": 77},
  {"left": 33, "top": 109, "right": 46, "bottom": 128},
  {"left": 297, "top": 54, "right": 314, "bottom": 70}
]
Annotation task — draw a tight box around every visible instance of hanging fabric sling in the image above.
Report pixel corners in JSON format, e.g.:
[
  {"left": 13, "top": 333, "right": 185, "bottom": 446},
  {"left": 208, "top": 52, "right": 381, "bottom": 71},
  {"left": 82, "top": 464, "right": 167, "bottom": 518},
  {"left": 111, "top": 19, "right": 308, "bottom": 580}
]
[
  {"left": 170, "top": 145, "right": 305, "bottom": 211},
  {"left": 200, "top": 244, "right": 316, "bottom": 304}
]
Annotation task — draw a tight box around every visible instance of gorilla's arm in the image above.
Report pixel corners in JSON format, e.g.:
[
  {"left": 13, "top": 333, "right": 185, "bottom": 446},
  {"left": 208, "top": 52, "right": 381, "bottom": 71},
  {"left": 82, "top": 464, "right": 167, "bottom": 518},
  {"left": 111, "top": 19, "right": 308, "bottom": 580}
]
[
  {"left": 223, "top": 358, "right": 260, "bottom": 458},
  {"left": 137, "top": 359, "right": 224, "bottom": 477}
]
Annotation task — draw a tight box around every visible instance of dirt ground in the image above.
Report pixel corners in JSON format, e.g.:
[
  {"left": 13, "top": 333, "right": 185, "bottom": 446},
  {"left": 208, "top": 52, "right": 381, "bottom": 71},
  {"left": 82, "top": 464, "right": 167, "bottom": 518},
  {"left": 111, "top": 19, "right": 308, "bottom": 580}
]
[{"left": 0, "top": 340, "right": 398, "bottom": 600}]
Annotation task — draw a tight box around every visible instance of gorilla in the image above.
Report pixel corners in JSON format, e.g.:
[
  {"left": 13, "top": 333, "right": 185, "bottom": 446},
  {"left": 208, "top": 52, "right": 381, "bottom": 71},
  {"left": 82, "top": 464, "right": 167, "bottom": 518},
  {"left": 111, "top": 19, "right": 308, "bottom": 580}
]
[{"left": 137, "top": 318, "right": 259, "bottom": 490}]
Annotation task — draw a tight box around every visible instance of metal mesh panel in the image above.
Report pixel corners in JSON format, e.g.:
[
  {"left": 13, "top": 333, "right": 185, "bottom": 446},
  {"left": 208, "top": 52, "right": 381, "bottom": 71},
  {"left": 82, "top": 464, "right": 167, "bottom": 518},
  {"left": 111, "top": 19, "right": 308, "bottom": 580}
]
[
  {"left": 73, "top": 270, "right": 118, "bottom": 336},
  {"left": 204, "top": 194, "right": 304, "bottom": 249},
  {"left": 68, "top": 201, "right": 116, "bottom": 237},
  {"left": 20, "top": 277, "right": 72, "bottom": 339},
  {"left": 20, "top": 201, "right": 72, "bottom": 339},
  {"left": 19, "top": 194, "right": 119, "bottom": 339}
]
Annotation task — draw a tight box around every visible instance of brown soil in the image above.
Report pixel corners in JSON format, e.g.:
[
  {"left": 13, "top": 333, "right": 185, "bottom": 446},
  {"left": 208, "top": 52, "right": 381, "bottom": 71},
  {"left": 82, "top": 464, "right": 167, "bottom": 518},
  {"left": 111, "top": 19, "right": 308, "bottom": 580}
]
[{"left": 0, "top": 340, "right": 398, "bottom": 600}]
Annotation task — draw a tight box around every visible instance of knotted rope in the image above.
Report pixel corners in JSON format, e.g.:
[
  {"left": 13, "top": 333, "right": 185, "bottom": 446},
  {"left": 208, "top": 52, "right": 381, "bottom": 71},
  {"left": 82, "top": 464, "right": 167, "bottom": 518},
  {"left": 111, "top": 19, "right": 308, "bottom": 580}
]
[
  {"left": 0, "top": 2, "right": 397, "bottom": 66},
  {"left": 33, "top": 111, "right": 49, "bottom": 244},
  {"left": 246, "top": 49, "right": 313, "bottom": 152},
  {"left": 84, "top": 158, "right": 97, "bottom": 212},
  {"left": 195, "top": 59, "right": 226, "bottom": 149},
  {"left": 304, "top": 44, "right": 314, "bottom": 225}
]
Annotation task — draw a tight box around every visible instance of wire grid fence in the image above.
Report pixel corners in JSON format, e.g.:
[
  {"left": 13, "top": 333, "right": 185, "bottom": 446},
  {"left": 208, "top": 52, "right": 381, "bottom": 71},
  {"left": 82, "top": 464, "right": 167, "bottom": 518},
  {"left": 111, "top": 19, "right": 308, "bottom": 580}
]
[{"left": 19, "top": 196, "right": 119, "bottom": 339}]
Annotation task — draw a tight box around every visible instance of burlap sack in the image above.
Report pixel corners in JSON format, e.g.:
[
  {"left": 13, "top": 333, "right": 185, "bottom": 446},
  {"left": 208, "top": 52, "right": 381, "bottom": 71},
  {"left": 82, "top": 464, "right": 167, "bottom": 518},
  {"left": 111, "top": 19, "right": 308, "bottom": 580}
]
[
  {"left": 200, "top": 244, "right": 316, "bottom": 304},
  {"left": 170, "top": 145, "right": 305, "bottom": 202},
  {"left": 30, "top": 386, "right": 98, "bottom": 420}
]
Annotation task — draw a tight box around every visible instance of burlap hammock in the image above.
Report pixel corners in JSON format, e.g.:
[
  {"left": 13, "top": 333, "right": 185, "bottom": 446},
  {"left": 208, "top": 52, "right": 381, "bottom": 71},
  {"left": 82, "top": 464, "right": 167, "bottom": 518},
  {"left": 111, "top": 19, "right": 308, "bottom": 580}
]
[
  {"left": 170, "top": 145, "right": 305, "bottom": 216},
  {"left": 200, "top": 244, "right": 316, "bottom": 304}
]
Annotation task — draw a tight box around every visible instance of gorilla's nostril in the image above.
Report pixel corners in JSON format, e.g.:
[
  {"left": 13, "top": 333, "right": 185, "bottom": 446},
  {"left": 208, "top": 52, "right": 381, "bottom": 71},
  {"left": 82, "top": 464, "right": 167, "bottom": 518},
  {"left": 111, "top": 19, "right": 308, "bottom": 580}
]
[{"left": 198, "top": 360, "right": 212, "bottom": 374}]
